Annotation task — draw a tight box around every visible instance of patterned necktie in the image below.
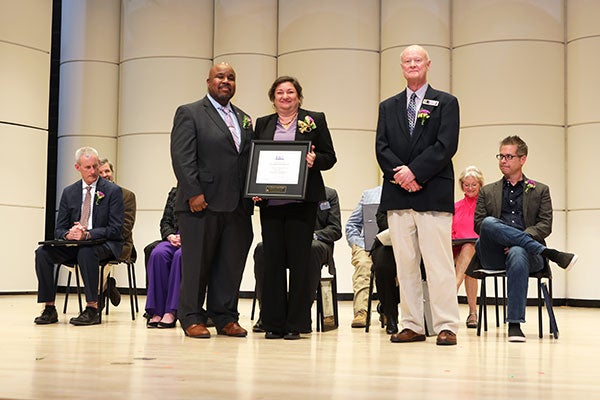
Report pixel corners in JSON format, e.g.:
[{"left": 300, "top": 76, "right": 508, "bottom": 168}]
[
  {"left": 407, "top": 92, "right": 417, "bottom": 135},
  {"left": 80, "top": 186, "right": 92, "bottom": 228},
  {"left": 220, "top": 107, "right": 240, "bottom": 152}
]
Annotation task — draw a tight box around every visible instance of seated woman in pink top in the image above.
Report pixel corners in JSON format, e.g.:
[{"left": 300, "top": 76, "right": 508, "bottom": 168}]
[{"left": 452, "top": 166, "right": 484, "bottom": 328}]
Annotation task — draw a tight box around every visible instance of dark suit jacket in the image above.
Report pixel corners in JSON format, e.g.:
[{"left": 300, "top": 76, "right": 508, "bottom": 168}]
[
  {"left": 376, "top": 85, "right": 459, "bottom": 214},
  {"left": 119, "top": 186, "right": 136, "bottom": 261},
  {"left": 54, "top": 177, "right": 124, "bottom": 259},
  {"left": 474, "top": 177, "right": 552, "bottom": 244},
  {"left": 170, "top": 96, "right": 254, "bottom": 214},
  {"left": 315, "top": 186, "right": 342, "bottom": 245},
  {"left": 160, "top": 187, "right": 178, "bottom": 239},
  {"left": 254, "top": 108, "right": 337, "bottom": 203},
  {"left": 143, "top": 187, "right": 178, "bottom": 271}
]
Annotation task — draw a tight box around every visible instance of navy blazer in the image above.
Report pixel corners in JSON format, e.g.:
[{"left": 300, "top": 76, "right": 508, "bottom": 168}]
[
  {"left": 54, "top": 177, "right": 124, "bottom": 259},
  {"left": 254, "top": 108, "right": 337, "bottom": 203},
  {"left": 171, "top": 96, "right": 254, "bottom": 214},
  {"left": 376, "top": 85, "right": 460, "bottom": 214}
]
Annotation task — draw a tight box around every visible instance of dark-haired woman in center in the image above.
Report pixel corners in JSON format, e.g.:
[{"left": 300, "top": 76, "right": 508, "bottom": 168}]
[{"left": 254, "top": 76, "right": 336, "bottom": 340}]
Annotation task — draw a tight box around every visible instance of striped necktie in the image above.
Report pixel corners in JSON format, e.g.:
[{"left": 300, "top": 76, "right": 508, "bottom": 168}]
[
  {"left": 220, "top": 107, "right": 240, "bottom": 152},
  {"left": 407, "top": 92, "right": 417, "bottom": 135}
]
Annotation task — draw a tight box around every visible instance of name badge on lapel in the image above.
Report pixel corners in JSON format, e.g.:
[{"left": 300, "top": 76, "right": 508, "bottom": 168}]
[
  {"left": 319, "top": 201, "right": 331, "bottom": 211},
  {"left": 422, "top": 99, "right": 439, "bottom": 106}
]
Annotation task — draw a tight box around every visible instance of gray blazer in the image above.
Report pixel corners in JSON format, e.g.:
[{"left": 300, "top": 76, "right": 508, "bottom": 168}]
[
  {"left": 474, "top": 177, "right": 553, "bottom": 244},
  {"left": 170, "top": 96, "right": 254, "bottom": 215}
]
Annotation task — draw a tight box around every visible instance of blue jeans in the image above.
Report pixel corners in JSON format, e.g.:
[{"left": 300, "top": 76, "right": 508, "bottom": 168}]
[{"left": 475, "top": 217, "right": 545, "bottom": 323}]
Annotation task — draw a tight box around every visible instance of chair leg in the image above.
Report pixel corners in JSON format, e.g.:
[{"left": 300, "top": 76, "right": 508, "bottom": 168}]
[
  {"left": 250, "top": 282, "right": 257, "bottom": 321},
  {"left": 105, "top": 271, "right": 110, "bottom": 316},
  {"left": 365, "top": 268, "right": 375, "bottom": 333},
  {"left": 502, "top": 276, "right": 507, "bottom": 324},
  {"left": 127, "top": 263, "right": 135, "bottom": 321},
  {"left": 541, "top": 281, "right": 559, "bottom": 339},
  {"left": 130, "top": 261, "right": 139, "bottom": 313},
  {"left": 75, "top": 267, "right": 83, "bottom": 314},
  {"left": 493, "top": 276, "right": 500, "bottom": 328},
  {"left": 315, "top": 281, "right": 323, "bottom": 332},
  {"left": 477, "top": 277, "right": 488, "bottom": 336},
  {"left": 98, "top": 265, "right": 105, "bottom": 323},
  {"left": 332, "top": 274, "right": 339, "bottom": 328},
  {"left": 537, "top": 277, "right": 543, "bottom": 338},
  {"left": 63, "top": 270, "right": 72, "bottom": 314}
]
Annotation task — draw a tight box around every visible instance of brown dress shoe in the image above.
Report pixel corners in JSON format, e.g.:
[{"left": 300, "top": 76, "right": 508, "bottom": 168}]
[
  {"left": 390, "top": 328, "right": 426, "bottom": 343},
  {"left": 218, "top": 321, "right": 248, "bottom": 337},
  {"left": 184, "top": 323, "right": 211, "bottom": 338},
  {"left": 436, "top": 329, "right": 457, "bottom": 346}
]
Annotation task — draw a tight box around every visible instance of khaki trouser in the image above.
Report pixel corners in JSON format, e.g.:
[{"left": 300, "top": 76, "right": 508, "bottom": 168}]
[{"left": 350, "top": 244, "right": 372, "bottom": 315}]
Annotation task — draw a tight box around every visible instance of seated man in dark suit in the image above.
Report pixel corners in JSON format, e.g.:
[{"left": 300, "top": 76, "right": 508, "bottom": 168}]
[
  {"left": 34, "top": 146, "right": 124, "bottom": 326},
  {"left": 98, "top": 157, "right": 137, "bottom": 307},
  {"left": 253, "top": 186, "right": 342, "bottom": 332}
]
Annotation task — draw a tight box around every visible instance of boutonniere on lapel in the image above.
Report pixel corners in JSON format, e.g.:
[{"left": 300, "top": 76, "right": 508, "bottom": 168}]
[
  {"left": 242, "top": 115, "right": 252, "bottom": 129},
  {"left": 417, "top": 109, "right": 431, "bottom": 125},
  {"left": 298, "top": 116, "right": 317, "bottom": 134},
  {"left": 525, "top": 179, "right": 536, "bottom": 193},
  {"left": 95, "top": 191, "right": 105, "bottom": 205}
]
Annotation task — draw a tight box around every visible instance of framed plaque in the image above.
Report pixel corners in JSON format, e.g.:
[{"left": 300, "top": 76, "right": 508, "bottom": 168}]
[
  {"left": 244, "top": 140, "right": 311, "bottom": 199},
  {"left": 317, "top": 277, "right": 338, "bottom": 332}
]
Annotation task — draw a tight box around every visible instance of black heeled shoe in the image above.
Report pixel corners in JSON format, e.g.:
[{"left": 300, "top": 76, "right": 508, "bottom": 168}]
[
  {"left": 146, "top": 320, "right": 159, "bottom": 328},
  {"left": 283, "top": 331, "right": 301, "bottom": 340},
  {"left": 265, "top": 331, "right": 284, "bottom": 339},
  {"left": 157, "top": 320, "right": 177, "bottom": 329}
]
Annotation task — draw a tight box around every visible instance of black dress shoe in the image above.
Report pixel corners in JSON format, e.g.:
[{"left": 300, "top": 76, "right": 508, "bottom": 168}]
[
  {"left": 105, "top": 277, "right": 121, "bottom": 307},
  {"left": 283, "top": 331, "right": 301, "bottom": 340},
  {"left": 70, "top": 306, "right": 100, "bottom": 326},
  {"left": 265, "top": 331, "right": 284, "bottom": 339},
  {"left": 34, "top": 306, "right": 58, "bottom": 325},
  {"left": 386, "top": 320, "right": 399, "bottom": 335},
  {"left": 146, "top": 320, "right": 159, "bottom": 328}
]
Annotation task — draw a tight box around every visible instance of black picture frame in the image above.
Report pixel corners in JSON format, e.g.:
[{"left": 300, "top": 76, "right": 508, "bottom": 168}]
[
  {"left": 317, "top": 277, "right": 338, "bottom": 332},
  {"left": 244, "top": 140, "right": 311, "bottom": 199}
]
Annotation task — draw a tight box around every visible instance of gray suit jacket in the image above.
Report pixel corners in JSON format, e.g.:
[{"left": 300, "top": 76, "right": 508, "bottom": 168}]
[
  {"left": 474, "top": 177, "right": 553, "bottom": 244},
  {"left": 170, "top": 96, "right": 254, "bottom": 214}
]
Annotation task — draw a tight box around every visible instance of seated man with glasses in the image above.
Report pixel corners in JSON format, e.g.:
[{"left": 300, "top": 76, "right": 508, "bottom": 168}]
[{"left": 472, "top": 135, "right": 578, "bottom": 342}]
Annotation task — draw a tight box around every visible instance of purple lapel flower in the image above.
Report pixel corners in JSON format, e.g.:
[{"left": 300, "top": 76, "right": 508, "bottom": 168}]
[
  {"left": 95, "top": 191, "right": 105, "bottom": 205},
  {"left": 417, "top": 109, "right": 431, "bottom": 125},
  {"left": 525, "top": 179, "right": 536, "bottom": 193}
]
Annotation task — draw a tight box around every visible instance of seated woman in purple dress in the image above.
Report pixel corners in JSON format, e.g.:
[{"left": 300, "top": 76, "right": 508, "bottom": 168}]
[{"left": 145, "top": 187, "right": 181, "bottom": 329}]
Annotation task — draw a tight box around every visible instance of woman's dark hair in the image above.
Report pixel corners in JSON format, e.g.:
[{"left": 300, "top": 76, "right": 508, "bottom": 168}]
[{"left": 268, "top": 76, "right": 303, "bottom": 104}]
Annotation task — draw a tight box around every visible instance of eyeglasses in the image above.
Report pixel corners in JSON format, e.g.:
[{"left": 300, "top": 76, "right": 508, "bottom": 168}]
[{"left": 496, "top": 153, "right": 522, "bottom": 161}]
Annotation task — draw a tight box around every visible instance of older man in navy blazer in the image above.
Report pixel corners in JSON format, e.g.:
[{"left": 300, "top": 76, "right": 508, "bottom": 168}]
[
  {"left": 376, "top": 45, "right": 460, "bottom": 345},
  {"left": 170, "top": 63, "right": 254, "bottom": 339},
  {"left": 34, "top": 146, "right": 124, "bottom": 326}
]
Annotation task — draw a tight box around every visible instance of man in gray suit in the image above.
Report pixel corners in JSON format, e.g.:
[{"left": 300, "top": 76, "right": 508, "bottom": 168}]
[
  {"left": 170, "top": 63, "right": 254, "bottom": 339},
  {"left": 474, "top": 135, "right": 578, "bottom": 342}
]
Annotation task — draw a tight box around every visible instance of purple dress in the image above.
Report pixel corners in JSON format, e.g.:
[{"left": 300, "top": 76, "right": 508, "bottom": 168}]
[
  {"left": 145, "top": 242, "right": 181, "bottom": 316},
  {"left": 144, "top": 187, "right": 181, "bottom": 317}
]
